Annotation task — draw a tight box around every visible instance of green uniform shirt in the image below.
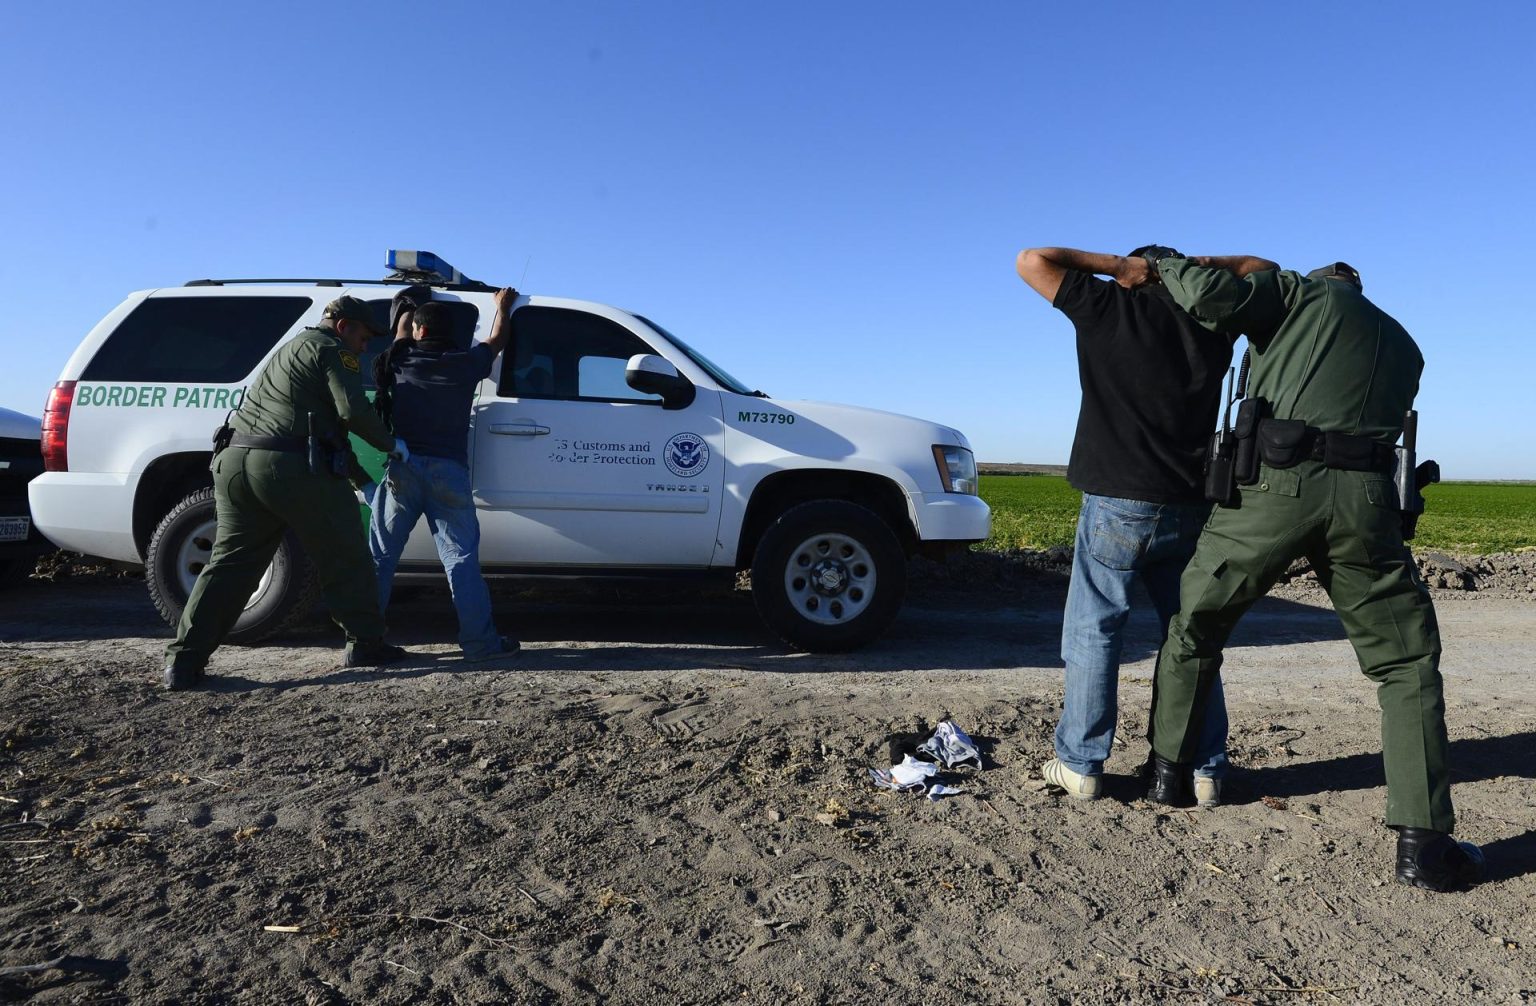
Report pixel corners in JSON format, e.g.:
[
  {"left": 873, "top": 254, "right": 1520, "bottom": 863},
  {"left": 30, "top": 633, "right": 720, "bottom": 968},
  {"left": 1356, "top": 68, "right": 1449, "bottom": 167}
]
[
  {"left": 1158, "top": 260, "right": 1422, "bottom": 443},
  {"left": 234, "top": 327, "right": 394, "bottom": 453}
]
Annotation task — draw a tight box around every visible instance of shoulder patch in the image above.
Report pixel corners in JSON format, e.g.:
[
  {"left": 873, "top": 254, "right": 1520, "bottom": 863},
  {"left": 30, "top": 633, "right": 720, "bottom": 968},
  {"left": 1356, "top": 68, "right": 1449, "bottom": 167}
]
[{"left": 338, "top": 350, "right": 360, "bottom": 373}]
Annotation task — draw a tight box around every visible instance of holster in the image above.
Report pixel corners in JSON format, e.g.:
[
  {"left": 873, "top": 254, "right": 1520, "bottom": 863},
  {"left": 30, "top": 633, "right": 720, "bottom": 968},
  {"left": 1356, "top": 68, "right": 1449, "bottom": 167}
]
[
  {"left": 209, "top": 399, "right": 242, "bottom": 470},
  {"left": 211, "top": 422, "right": 234, "bottom": 456},
  {"left": 1203, "top": 431, "right": 1236, "bottom": 505},
  {"left": 1400, "top": 459, "right": 1441, "bottom": 541},
  {"left": 307, "top": 412, "right": 351, "bottom": 479},
  {"left": 1233, "top": 397, "right": 1264, "bottom": 485}
]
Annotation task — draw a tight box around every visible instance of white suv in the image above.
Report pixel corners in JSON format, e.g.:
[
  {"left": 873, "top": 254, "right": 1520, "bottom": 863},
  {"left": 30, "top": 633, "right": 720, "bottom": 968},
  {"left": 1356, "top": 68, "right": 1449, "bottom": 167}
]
[{"left": 29, "top": 252, "right": 989, "bottom": 651}]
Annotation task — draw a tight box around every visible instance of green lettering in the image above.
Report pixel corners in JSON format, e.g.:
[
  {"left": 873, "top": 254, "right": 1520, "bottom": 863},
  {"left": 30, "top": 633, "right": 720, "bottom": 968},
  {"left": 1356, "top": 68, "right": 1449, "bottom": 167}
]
[
  {"left": 212, "top": 389, "right": 230, "bottom": 410},
  {"left": 172, "top": 387, "right": 189, "bottom": 407},
  {"left": 107, "top": 386, "right": 123, "bottom": 406},
  {"left": 151, "top": 387, "right": 167, "bottom": 408}
]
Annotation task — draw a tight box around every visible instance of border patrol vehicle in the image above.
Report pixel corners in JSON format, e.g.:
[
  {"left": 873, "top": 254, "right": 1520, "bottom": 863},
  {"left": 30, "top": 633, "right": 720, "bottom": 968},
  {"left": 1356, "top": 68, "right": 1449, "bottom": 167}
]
[{"left": 29, "top": 251, "right": 990, "bottom": 651}]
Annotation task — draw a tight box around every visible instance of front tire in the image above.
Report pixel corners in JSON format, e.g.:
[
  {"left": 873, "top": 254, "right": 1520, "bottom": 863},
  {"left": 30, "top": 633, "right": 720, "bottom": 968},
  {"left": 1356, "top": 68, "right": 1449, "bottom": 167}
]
[
  {"left": 750, "top": 500, "right": 907, "bottom": 652},
  {"left": 145, "top": 487, "right": 318, "bottom": 645}
]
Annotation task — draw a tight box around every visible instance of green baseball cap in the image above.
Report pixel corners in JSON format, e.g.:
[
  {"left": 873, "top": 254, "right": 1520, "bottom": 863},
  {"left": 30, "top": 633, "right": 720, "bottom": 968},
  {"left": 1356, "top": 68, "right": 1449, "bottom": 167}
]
[{"left": 322, "top": 295, "right": 384, "bottom": 334}]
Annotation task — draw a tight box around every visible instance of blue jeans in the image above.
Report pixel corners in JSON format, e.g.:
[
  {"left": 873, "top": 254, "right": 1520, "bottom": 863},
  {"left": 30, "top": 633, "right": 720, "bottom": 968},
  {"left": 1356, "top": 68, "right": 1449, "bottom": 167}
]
[
  {"left": 369, "top": 455, "right": 502, "bottom": 659},
  {"left": 1056, "top": 493, "right": 1229, "bottom": 779}
]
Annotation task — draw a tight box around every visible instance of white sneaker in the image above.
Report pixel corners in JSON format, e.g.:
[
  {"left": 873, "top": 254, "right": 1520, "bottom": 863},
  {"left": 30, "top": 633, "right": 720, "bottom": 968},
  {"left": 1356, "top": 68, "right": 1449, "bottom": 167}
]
[
  {"left": 1194, "top": 776, "right": 1222, "bottom": 808},
  {"left": 1041, "top": 758, "right": 1101, "bottom": 800}
]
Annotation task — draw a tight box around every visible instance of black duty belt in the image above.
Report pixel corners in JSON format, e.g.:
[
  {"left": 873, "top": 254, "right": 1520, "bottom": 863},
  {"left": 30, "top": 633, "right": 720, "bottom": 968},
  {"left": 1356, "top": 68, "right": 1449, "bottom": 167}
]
[
  {"left": 1302, "top": 428, "right": 1397, "bottom": 470},
  {"left": 1256, "top": 418, "right": 1396, "bottom": 472},
  {"left": 228, "top": 433, "right": 307, "bottom": 453}
]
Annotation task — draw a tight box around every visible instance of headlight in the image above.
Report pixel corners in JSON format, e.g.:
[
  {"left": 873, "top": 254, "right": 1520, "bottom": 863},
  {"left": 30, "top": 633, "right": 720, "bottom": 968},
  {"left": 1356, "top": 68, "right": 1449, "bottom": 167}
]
[{"left": 931, "top": 445, "right": 978, "bottom": 495}]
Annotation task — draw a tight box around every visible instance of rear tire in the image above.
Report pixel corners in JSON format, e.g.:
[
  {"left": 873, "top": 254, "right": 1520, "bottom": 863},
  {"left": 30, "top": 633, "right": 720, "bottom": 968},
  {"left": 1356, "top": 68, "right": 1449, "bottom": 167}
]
[
  {"left": 146, "top": 487, "right": 319, "bottom": 645},
  {"left": 750, "top": 500, "right": 907, "bottom": 652}
]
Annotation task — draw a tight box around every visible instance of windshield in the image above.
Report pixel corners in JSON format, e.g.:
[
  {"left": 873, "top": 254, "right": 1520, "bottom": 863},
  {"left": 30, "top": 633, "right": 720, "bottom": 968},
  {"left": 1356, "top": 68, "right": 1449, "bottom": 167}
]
[{"left": 634, "top": 314, "right": 758, "bottom": 396}]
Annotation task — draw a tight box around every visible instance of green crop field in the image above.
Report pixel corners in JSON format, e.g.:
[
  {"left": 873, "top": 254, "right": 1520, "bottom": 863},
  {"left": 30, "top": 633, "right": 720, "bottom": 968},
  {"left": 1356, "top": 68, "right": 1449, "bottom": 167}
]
[
  {"left": 978, "top": 475, "right": 1536, "bottom": 555},
  {"left": 978, "top": 475, "right": 1084, "bottom": 551},
  {"left": 1417, "top": 482, "right": 1536, "bottom": 552}
]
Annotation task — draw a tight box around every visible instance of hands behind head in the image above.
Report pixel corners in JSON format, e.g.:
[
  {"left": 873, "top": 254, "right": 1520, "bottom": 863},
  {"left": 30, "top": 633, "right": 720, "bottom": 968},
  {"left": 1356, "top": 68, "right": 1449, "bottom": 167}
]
[{"left": 1113, "top": 255, "right": 1154, "bottom": 289}]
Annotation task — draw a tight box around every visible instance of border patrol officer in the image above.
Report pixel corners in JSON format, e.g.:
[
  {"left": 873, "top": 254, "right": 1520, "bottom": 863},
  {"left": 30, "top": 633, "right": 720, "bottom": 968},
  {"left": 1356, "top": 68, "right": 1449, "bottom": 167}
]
[
  {"left": 163, "top": 296, "right": 411, "bottom": 689},
  {"left": 1131, "top": 255, "right": 1484, "bottom": 892}
]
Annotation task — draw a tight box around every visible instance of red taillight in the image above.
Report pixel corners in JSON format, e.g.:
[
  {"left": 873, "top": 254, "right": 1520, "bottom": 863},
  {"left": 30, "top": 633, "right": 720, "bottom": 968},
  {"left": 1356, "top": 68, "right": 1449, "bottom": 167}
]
[{"left": 41, "top": 380, "right": 75, "bottom": 472}]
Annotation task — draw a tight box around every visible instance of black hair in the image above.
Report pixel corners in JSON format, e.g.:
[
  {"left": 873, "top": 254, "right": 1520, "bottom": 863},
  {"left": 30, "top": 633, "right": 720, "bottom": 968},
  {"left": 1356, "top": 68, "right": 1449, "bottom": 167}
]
[
  {"left": 1127, "top": 244, "right": 1183, "bottom": 259},
  {"left": 413, "top": 302, "right": 454, "bottom": 345}
]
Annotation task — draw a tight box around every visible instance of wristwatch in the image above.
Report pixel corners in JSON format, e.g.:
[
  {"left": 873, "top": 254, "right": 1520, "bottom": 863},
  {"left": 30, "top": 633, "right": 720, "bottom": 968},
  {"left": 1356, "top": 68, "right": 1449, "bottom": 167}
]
[{"left": 1140, "top": 245, "right": 1180, "bottom": 282}]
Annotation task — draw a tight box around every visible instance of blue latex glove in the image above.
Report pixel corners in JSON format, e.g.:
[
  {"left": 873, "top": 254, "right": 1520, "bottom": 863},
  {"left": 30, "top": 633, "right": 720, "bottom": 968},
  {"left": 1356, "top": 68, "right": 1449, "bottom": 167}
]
[
  {"left": 390, "top": 438, "right": 410, "bottom": 463},
  {"left": 358, "top": 481, "right": 380, "bottom": 507}
]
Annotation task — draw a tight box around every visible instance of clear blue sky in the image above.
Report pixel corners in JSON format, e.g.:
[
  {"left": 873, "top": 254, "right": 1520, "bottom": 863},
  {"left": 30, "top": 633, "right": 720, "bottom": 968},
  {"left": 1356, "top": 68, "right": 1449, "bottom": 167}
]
[{"left": 4, "top": 2, "right": 1532, "bottom": 477}]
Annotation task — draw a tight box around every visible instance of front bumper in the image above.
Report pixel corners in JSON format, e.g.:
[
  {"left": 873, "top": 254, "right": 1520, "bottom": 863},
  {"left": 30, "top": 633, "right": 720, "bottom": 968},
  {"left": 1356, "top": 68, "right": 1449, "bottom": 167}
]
[{"left": 909, "top": 490, "right": 990, "bottom": 545}]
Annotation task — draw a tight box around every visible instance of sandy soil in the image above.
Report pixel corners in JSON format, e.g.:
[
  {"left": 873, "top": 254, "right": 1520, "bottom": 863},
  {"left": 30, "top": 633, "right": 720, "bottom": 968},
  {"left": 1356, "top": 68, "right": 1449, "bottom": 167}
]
[{"left": 1, "top": 562, "right": 1532, "bottom": 1005}]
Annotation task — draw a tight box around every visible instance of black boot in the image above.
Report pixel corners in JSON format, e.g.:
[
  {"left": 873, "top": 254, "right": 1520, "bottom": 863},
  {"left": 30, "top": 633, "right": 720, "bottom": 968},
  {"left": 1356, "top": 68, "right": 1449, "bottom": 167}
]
[
  {"left": 1395, "top": 827, "right": 1486, "bottom": 892},
  {"left": 1146, "top": 755, "right": 1194, "bottom": 807},
  {"left": 344, "top": 640, "right": 408, "bottom": 668},
  {"left": 162, "top": 661, "right": 206, "bottom": 691}
]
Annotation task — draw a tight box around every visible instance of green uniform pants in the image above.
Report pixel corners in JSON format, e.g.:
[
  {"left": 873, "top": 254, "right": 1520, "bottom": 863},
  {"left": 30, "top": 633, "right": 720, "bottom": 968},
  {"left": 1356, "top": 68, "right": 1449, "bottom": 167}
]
[
  {"left": 1149, "top": 460, "right": 1453, "bottom": 832},
  {"left": 165, "top": 447, "right": 385, "bottom": 668}
]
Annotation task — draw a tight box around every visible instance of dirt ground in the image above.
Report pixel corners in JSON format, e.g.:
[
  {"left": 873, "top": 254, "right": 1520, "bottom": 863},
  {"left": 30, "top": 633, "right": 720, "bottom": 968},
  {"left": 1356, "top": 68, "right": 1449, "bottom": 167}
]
[{"left": 1, "top": 557, "right": 1532, "bottom": 1005}]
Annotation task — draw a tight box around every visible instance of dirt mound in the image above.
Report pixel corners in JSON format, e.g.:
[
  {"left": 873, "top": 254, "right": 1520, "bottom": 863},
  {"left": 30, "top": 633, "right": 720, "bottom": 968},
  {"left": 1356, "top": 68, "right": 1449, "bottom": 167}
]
[
  {"left": 1270, "top": 549, "right": 1536, "bottom": 601},
  {"left": 913, "top": 547, "right": 1536, "bottom": 604}
]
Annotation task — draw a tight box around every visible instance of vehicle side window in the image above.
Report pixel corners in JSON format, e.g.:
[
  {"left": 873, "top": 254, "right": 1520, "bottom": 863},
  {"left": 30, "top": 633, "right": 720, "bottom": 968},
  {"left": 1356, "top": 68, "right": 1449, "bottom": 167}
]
[
  {"left": 357, "top": 299, "right": 480, "bottom": 390},
  {"left": 499, "top": 306, "right": 662, "bottom": 404},
  {"left": 80, "top": 297, "right": 313, "bottom": 383}
]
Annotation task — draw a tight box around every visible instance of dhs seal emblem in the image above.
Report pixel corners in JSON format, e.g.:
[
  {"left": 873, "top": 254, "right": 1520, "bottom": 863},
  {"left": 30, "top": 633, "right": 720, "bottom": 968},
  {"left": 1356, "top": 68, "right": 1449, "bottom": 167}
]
[{"left": 664, "top": 433, "right": 710, "bottom": 478}]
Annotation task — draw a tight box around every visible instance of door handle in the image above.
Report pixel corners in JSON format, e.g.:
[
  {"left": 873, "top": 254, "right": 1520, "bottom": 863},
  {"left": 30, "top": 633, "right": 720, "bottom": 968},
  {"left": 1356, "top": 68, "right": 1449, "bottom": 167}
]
[{"left": 490, "top": 422, "right": 551, "bottom": 436}]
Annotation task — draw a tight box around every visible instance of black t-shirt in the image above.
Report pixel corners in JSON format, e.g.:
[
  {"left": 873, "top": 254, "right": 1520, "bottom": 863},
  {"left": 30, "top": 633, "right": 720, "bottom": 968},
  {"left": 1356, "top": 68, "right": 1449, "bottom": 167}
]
[
  {"left": 1054, "top": 269, "right": 1233, "bottom": 504},
  {"left": 390, "top": 341, "right": 497, "bottom": 466}
]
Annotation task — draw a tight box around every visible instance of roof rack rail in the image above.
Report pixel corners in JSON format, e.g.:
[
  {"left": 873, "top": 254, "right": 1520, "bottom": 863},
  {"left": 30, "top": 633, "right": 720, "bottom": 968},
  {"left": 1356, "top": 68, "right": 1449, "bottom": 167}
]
[
  {"left": 183, "top": 276, "right": 496, "bottom": 292},
  {"left": 186, "top": 251, "right": 495, "bottom": 293}
]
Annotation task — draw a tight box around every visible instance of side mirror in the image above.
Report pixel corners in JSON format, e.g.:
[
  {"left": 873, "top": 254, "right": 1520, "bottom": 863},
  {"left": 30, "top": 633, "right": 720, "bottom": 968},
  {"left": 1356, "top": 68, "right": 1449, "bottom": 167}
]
[{"left": 625, "top": 354, "right": 696, "bottom": 410}]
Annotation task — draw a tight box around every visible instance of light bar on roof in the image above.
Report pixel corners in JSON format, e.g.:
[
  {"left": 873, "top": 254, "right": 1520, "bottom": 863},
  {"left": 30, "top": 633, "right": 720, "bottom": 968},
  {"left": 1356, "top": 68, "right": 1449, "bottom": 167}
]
[{"left": 386, "top": 249, "right": 464, "bottom": 284}]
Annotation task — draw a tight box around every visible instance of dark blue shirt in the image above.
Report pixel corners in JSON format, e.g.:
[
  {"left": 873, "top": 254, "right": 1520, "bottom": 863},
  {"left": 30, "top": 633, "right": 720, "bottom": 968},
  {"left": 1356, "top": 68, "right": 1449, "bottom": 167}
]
[{"left": 389, "top": 341, "right": 496, "bottom": 465}]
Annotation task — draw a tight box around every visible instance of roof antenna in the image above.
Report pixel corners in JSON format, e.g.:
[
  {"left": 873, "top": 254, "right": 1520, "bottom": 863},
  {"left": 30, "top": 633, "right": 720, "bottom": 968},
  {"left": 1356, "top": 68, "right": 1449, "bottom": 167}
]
[{"left": 519, "top": 255, "right": 532, "bottom": 288}]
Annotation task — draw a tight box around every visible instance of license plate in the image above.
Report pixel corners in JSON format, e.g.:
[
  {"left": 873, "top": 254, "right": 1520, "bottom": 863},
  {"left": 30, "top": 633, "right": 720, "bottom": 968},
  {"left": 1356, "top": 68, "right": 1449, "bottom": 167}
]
[{"left": 0, "top": 516, "right": 29, "bottom": 542}]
